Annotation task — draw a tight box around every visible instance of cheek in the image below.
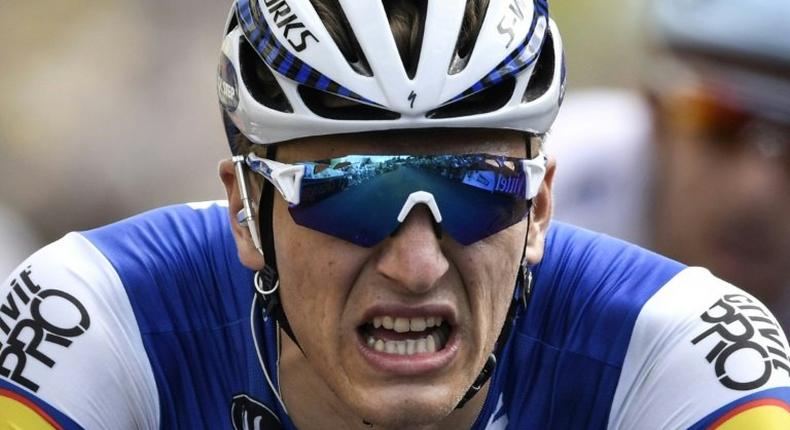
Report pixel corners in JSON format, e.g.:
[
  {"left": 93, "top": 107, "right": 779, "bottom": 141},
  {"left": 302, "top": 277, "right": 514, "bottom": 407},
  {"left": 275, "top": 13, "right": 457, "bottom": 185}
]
[
  {"left": 271, "top": 204, "right": 334, "bottom": 334},
  {"left": 454, "top": 226, "right": 525, "bottom": 337},
  {"left": 271, "top": 200, "right": 337, "bottom": 285},
  {"left": 271, "top": 201, "right": 368, "bottom": 335}
]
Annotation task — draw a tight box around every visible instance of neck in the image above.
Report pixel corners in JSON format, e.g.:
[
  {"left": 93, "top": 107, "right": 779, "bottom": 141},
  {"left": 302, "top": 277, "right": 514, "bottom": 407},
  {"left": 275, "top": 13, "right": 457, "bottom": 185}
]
[{"left": 278, "top": 331, "right": 489, "bottom": 430}]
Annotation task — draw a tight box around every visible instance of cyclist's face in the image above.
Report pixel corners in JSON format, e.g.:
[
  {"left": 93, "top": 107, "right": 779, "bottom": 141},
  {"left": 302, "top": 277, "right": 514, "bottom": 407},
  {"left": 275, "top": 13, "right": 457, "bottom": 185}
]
[
  {"left": 270, "top": 129, "right": 554, "bottom": 427},
  {"left": 654, "top": 93, "right": 790, "bottom": 306}
]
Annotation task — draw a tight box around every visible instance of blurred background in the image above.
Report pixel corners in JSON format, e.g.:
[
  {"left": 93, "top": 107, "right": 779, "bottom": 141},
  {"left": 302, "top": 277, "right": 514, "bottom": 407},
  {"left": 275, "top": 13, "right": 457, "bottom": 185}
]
[
  {"left": 1, "top": 0, "right": 787, "bottom": 328},
  {"left": 0, "top": 0, "right": 230, "bottom": 262}
]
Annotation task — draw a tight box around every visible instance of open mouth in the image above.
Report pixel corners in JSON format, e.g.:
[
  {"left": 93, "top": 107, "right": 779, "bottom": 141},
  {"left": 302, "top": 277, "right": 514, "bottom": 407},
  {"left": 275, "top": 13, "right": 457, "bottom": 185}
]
[{"left": 358, "top": 316, "right": 453, "bottom": 356}]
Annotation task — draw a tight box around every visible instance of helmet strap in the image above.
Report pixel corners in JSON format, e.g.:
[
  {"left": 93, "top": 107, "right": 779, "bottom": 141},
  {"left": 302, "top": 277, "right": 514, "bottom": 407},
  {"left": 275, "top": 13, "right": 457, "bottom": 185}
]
[{"left": 253, "top": 144, "right": 304, "bottom": 351}]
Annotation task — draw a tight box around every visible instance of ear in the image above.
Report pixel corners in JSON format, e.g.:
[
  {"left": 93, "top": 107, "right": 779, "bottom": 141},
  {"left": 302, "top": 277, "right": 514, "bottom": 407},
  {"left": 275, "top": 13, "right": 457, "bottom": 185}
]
[
  {"left": 525, "top": 155, "right": 556, "bottom": 265},
  {"left": 219, "top": 159, "right": 266, "bottom": 270}
]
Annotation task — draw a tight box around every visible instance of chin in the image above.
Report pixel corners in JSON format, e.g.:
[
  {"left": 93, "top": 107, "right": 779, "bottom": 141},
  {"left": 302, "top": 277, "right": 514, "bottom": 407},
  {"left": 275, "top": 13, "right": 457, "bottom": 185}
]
[{"left": 346, "top": 385, "right": 462, "bottom": 428}]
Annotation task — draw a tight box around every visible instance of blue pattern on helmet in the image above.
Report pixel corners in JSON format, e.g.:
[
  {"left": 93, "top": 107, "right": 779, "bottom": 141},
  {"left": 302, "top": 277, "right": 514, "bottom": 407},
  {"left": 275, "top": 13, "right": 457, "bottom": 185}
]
[
  {"left": 536, "top": 0, "right": 549, "bottom": 16},
  {"left": 236, "top": 0, "right": 378, "bottom": 107},
  {"left": 446, "top": 0, "right": 549, "bottom": 105},
  {"left": 316, "top": 75, "right": 331, "bottom": 91},
  {"left": 296, "top": 64, "right": 311, "bottom": 82}
]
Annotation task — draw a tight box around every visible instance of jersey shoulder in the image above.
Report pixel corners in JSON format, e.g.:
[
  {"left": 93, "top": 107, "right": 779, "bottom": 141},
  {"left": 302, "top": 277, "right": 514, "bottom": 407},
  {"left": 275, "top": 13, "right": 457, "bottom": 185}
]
[
  {"left": 526, "top": 221, "right": 686, "bottom": 363},
  {"left": 81, "top": 201, "right": 266, "bottom": 427},
  {"left": 489, "top": 223, "right": 686, "bottom": 428},
  {"left": 81, "top": 200, "right": 252, "bottom": 334},
  {"left": 499, "top": 223, "right": 790, "bottom": 429},
  {"left": 608, "top": 266, "right": 790, "bottom": 429},
  {"left": 0, "top": 232, "right": 159, "bottom": 429},
  {"left": 1, "top": 201, "right": 266, "bottom": 429}
]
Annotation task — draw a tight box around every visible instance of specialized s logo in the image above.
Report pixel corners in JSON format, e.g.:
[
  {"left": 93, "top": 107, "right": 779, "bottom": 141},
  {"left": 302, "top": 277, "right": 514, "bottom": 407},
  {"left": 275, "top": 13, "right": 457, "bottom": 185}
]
[
  {"left": 0, "top": 267, "right": 90, "bottom": 392},
  {"left": 692, "top": 293, "right": 790, "bottom": 391},
  {"left": 497, "top": 0, "right": 530, "bottom": 49},
  {"left": 231, "top": 394, "right": 283, "bottom": 430}
]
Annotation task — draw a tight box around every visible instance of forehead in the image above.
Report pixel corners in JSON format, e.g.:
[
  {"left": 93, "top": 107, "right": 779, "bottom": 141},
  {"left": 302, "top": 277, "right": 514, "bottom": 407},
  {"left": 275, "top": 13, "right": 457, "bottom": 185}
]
[{"left": 276, "top": 128, "right": 528, "bottom": 162}]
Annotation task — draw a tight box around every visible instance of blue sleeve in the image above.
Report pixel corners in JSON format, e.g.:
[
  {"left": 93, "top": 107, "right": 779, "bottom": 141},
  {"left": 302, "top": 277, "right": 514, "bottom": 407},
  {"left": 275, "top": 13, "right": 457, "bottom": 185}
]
[{"left": 82, "top": 202, "right": 259, "bottom": 427}]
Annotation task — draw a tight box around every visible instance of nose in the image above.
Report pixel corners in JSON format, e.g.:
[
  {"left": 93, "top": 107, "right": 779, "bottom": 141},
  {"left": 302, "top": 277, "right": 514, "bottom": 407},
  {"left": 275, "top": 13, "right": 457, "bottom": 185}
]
[{"left": 376, "top": 204, "right": 449, "bottom": 294}]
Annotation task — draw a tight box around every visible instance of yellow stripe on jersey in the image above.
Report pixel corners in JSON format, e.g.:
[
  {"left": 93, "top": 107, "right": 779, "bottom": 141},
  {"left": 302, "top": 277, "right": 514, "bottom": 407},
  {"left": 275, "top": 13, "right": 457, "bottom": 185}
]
[
  {"left": 0, "top": 389, "right": 60, "bottom": 430},
  {"left": 711, "top": 399, "right": 790, "bottom": 430}
]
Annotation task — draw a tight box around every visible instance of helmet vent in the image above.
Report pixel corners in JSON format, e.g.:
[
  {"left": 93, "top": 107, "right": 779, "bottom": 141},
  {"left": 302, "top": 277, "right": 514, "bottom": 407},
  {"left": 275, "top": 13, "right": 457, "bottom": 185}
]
[
  {"left": 239, "top": 36, "right": 293, "bottom": 113},
  {"left": 448, "top": 0, "right": 491, "bottom": 75},
  {"left": 298, "top": 85, "right": 401, "bottom": 120},
  {"left": 382, "top": 0, "right": 427, "bottom": 79},
  {"left": 309, "top": 0, "right": 373, "bottom": 77},
  {"left": 523, "top": 29, "right": 555, "bottom": 103},
  {"left": 427, "top": 77, "right": 516, "bottom": 119}
]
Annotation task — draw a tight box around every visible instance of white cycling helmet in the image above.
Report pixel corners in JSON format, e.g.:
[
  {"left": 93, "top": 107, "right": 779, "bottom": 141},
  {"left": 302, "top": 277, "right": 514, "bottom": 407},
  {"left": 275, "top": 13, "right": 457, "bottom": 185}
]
[
  {"left": 218, "top": 0, "right": 566, "bottom": 150},
  {"left": 653, "top": 0, "right": 790, "bottom": 68},
  {"left": 650, "top": 0, "right": 790, "bottom": 123}
]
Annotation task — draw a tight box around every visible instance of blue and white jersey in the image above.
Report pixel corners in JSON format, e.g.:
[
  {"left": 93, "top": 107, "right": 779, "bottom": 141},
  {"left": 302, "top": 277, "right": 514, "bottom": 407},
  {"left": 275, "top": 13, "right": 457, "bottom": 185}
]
[{"left": 1, "top": 202, "right": 788, "bottom": 429}]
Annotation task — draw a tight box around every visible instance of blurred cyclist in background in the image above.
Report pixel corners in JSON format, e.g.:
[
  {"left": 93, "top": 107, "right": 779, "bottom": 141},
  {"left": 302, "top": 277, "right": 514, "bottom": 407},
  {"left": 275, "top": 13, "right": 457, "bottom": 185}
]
[
  {"left": 0, "top": 205, "right": 41, "bottom": 276},
  {"left": 1, "top": 0, "right": 789, "bottom": 429},
  {"left": 551, "top": 0, "right": 790, "bottom": 328}
]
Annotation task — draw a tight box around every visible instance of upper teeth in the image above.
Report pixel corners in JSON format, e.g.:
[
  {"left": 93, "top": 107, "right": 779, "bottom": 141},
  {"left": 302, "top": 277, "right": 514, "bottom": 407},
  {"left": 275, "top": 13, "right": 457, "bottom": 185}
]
[{"left": 372, "top": 316, "right": 443, "bottom": 332}]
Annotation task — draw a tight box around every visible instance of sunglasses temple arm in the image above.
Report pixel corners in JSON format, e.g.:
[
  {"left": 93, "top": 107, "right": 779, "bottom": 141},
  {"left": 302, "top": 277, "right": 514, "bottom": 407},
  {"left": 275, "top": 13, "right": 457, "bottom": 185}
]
[{"left": 232, "top": 155, "right": 264, "bottom": 255}]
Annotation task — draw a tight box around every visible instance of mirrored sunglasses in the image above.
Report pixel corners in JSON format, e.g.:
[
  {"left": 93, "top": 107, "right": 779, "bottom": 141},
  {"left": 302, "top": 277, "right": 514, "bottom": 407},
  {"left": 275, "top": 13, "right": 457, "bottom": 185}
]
[{"left": 245, "top": 152, "right": 547, "bottom": 247}]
